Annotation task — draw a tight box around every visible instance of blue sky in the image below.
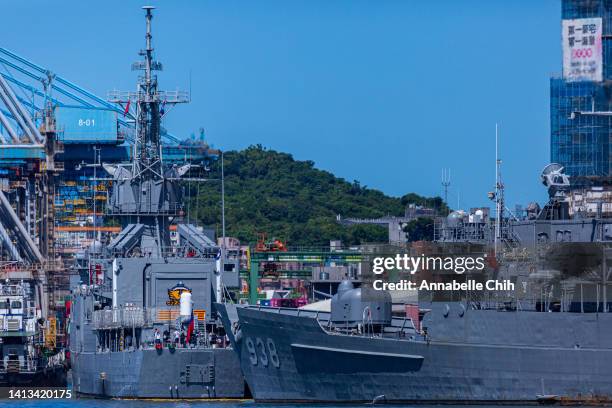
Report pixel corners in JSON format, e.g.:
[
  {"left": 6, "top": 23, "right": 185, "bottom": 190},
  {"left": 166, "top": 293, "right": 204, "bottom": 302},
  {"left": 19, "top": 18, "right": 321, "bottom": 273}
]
[{"left": 2, "top": 0, "right": 560, "bottom": 211}]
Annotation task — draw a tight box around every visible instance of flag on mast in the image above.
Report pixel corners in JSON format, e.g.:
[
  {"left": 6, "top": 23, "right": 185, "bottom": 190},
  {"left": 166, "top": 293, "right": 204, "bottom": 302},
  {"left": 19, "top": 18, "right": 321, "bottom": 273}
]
[{"left": 186, "top": 316, "right": 195, "bottom": 343}]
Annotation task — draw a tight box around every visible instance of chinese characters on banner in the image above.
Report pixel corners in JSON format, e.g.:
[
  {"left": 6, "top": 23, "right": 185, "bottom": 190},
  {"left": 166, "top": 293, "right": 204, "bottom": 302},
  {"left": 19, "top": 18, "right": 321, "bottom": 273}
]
[{"left": 562, "top": 17, "right": 603, "bottom": 82}]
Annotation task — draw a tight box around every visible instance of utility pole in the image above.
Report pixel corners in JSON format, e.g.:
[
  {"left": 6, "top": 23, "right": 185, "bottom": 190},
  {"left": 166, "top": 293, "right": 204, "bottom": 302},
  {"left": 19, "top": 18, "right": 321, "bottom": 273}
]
[
  {"left": 93, "top": 146, "right": 100, "bottom": 243},
  {"left": 221, "top": 151, "right": 226, "bottom": 244}
]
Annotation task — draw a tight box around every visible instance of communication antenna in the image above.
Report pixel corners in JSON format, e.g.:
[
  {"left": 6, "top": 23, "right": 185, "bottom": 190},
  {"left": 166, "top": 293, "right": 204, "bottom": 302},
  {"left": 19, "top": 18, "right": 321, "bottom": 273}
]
[
  {"left": 493, "top": 124, "right": 503, "bottom": 257},
  {"left": 218, "top": 151, "right": 226, "bottom": 303},
  {"left": 441, "top": 168, "right": 451, "bottom": 212}
]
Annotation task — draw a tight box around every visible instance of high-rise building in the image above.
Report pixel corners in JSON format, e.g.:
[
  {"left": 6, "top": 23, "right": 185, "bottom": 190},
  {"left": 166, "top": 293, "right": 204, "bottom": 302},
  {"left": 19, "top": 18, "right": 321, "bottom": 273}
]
[{"left": 551, "top": 0, "right": 612, "bottom": 183}]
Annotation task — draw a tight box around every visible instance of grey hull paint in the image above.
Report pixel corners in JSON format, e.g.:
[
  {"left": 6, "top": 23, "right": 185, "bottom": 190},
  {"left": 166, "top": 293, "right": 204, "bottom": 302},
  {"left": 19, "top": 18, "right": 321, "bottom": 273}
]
[
  {"left": 218, "top": 303, "right": 612, "bottom": 403},
  {"left": 68, "top": 257, "right": 246, "bottom": 399},
  {"left": 71, "top": 347, "right": 243, "bottom": 398}
]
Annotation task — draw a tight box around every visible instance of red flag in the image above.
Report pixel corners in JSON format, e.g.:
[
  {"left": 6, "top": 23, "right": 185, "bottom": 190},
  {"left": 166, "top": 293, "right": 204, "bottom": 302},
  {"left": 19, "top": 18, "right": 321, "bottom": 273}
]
[
  {"left": 186, "top": 318, "right": 194, "bottom": 343},
  {"left": 123, "top": 100, "right": 131, "bottom": 117}
]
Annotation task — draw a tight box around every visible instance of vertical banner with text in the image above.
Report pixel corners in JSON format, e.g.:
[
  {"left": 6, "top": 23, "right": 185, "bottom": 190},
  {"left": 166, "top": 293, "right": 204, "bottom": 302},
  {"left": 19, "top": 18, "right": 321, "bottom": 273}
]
[{"left": 562, "top": 17, "right": 603, "bottom": 82}]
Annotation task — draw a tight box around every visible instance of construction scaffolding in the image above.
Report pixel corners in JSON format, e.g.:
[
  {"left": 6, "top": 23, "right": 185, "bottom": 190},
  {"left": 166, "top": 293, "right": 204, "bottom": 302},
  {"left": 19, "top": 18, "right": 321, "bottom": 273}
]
[{"left": 551, "top": 0, "right": 612, "bottom": 181}]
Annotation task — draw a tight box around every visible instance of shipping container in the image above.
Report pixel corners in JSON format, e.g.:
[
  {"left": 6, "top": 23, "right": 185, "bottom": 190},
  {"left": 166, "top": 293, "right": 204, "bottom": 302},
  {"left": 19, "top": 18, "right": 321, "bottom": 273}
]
[{"left": 56, "top": 107, "right": 119, "bottom": 144}]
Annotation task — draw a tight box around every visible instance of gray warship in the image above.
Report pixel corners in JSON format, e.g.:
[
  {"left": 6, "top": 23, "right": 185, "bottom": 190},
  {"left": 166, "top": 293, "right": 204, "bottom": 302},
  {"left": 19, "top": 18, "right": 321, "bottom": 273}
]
[
  {"left": 217, "top": 163, "right": 612, "bottom": 403},
  {"left": 217, "top": 288, "right": 612, "bottom": 403},
  {"left": 69, "top": 7, "right": 244, "bottom": 399}
]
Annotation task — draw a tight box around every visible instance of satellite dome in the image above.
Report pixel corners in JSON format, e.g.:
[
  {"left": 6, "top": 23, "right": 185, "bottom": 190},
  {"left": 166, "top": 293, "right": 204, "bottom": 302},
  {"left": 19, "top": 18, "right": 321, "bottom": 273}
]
[
  {"left": 471, "top": 209, "right": 484, "bottom": 223},
  {"left": 447, "top": 211, "right": 465, "bottom": 226}
]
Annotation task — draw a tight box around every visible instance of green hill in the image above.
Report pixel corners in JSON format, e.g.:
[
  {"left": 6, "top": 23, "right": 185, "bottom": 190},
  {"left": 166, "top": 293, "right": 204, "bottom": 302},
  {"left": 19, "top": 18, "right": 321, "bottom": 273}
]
[{"left": 188, "top": 145, "right": 447, "bottom": 247}]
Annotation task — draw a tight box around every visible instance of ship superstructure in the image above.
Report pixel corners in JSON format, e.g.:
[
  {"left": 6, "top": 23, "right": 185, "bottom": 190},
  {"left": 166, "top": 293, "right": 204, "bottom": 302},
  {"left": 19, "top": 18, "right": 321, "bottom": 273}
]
[{"left": 436, "top": 163, "right": 612, "bottom": 249}]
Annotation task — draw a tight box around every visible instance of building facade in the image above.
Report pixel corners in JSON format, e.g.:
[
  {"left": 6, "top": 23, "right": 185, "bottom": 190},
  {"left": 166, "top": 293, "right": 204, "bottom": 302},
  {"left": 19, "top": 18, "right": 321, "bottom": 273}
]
[{"left": 551, "top": 0, "right": 612, "bottom": 182}]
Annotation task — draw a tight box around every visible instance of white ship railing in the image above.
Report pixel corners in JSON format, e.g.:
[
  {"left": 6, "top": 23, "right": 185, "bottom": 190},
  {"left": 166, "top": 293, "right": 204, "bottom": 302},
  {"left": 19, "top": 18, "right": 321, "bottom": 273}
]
[{"left": 92, "top": 306, "right": 147, "bottom": 330}]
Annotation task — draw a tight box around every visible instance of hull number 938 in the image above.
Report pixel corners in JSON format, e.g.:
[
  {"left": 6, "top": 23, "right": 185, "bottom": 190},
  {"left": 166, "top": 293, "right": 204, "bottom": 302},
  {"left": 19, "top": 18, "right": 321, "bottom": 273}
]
[{"left": 245, "top": 337, "right": 280, "bottom": 368}]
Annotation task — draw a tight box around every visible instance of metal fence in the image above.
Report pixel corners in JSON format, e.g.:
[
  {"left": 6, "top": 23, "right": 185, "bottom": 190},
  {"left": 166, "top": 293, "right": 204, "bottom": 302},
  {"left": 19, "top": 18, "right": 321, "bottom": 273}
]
[
  {"left": 92, "top": 306, "right": 147, "bottom": 329},
  {"left": 92, "top": 306, "right": 194, "bottom": 329}
]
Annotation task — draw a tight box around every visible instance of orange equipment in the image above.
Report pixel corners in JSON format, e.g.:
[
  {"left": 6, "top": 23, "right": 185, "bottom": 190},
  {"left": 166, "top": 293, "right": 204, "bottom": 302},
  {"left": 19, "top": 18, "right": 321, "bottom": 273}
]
[{"left": 255, "top": 233, "right": 288, "bottom": 252}]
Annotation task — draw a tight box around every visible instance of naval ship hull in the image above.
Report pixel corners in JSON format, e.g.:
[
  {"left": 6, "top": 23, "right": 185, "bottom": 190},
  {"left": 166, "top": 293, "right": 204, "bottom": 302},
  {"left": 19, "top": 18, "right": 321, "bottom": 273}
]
[
  {"left": 71, "top": 347, "right": 243, "bottom": 399},
  {"left": 218, "top": 303, "right": 612, "bottom": 403},
  {"left": 1, "top": 367, "right": 67, "bottom": 387}
]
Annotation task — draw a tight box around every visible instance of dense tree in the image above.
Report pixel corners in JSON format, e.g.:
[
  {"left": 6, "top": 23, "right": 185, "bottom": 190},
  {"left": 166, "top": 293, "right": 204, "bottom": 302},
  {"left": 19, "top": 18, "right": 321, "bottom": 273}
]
[
  {"left": 400, "top": 193, "right": 450, "bottom": 215},
  {"left": 188, "top": 145, "right": 444, "bottom": 246},
  {"left": 403, "top": 217, "right": 435, "bottom": 242}
]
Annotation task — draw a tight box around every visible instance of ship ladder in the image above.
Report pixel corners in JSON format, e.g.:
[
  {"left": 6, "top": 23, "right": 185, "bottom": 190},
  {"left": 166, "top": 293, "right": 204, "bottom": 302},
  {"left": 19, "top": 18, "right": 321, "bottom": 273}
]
[
  {"left": 6, "top": 359, "right": 19, "bottom": 374},
  {"left": 196, "top": 319, "right": 206, "bottom": 347},
  {"left": 45, "top": 317, "right": 57, "bottom": 349}
]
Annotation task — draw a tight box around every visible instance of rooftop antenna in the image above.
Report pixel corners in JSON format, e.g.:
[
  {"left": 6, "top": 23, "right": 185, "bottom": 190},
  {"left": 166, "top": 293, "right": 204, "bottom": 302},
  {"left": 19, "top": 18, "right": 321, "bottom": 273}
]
[
  {"left": 441, "top": 168, "right": 451, "bottom": 213},
  {"left": 217, "top": 150, "right": 226, "bottom": 303}
]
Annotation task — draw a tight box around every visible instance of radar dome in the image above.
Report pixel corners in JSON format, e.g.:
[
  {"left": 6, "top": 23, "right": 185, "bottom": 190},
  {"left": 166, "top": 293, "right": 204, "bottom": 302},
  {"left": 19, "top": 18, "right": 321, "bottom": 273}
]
[{"left": 446, "top": 211, "right": 465, "bottom": 227}]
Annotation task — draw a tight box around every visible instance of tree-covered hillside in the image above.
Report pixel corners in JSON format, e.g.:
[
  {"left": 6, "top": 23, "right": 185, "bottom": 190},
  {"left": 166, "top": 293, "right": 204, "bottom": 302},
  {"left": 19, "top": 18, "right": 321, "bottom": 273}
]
[{"left": 188, "top": 145, "right": 447, "bottom": 247}]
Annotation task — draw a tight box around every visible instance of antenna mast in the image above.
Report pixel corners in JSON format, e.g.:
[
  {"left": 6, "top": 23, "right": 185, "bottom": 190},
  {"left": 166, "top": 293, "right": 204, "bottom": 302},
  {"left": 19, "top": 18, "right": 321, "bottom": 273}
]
[
  {"left": 108, "top": 6, "right": 188, "bottom": 182},
  {"left": 441, "top": 168, "right": 451, "bottom": 214},
  {"left": 494, "top": 123, "right": 504, "bottom": 257},
  {"left": 105, "top": 6, "right": 190, "bottom": 253}
]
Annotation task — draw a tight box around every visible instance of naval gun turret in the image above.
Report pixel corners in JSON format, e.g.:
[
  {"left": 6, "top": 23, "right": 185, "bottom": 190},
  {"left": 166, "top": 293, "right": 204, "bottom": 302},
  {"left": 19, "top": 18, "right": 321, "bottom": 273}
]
[{"left": 331, "top": 280, "right": 392, "bottom": 328}]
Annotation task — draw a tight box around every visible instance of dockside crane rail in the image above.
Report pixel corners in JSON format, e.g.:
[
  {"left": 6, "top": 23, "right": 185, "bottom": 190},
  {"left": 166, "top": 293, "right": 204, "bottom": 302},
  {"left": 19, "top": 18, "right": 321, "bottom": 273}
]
[
  {"left": 0, "top": 55, "right": 54, "bottom": 269},
  {"left": 0, "top": 71, "right": 43, "bottom": 144},
  {"left": 0, "top": 47, "right": 130, "bottom": 118},
  {"left": 0, "top": 63, "right": 48, "bottom": 268}
]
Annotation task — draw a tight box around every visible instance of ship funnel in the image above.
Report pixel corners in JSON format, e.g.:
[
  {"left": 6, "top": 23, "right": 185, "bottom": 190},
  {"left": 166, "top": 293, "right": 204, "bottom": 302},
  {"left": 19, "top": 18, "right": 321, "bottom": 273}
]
[{"left": 180, "top": 291, "right": 192, "bottom": 323}]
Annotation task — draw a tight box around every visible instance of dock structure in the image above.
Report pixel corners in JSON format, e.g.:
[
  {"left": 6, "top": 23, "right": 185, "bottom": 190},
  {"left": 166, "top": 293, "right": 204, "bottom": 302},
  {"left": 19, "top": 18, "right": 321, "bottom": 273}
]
[
  {"left": 337, "top": 204, "right": 437, "bottom": 244},
  {"left": 248, "top": 248, "right": 363, "bottom": 304},
  {"left": 0, "top": 46, "right": 219, "bottom": 256},
  {"left": 0, "top": 47, "right": 221, "bottom": 329}
]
